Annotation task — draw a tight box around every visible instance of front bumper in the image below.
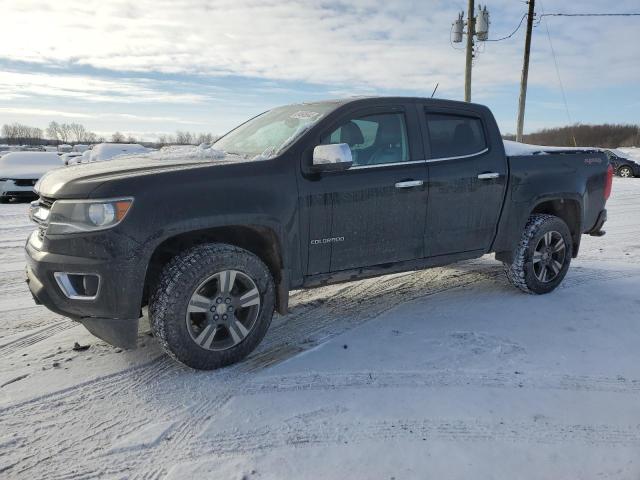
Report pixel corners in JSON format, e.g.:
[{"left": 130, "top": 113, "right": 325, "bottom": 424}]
[{"left": 25, "top": 231, "right": 142, "bottom": 348}]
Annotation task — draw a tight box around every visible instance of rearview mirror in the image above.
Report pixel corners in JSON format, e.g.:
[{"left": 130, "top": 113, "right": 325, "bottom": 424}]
[{"left": 312, "top": 143, "right": 353, "bottom": 172}]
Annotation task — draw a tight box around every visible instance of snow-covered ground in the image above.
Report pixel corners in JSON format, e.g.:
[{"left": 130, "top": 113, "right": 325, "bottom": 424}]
[{"left": 0, "top": 179, "right": 639, "bottom": 479}]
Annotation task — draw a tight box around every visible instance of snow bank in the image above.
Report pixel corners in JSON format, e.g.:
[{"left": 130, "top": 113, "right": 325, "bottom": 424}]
[
  {"left": 0, "top": 152, "right": 63, "bottom": 179},
  {"left": 60, "top": 152, "right": 83, "bottom": 166},
  {"left": 503, "top": 139, "right": 597, "bottom": 156},
  {"left": 89, "top": 143, "right": 151, "bottom": 162}
]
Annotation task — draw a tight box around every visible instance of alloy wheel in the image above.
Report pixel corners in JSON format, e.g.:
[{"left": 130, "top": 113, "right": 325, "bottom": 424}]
[
  {"left": 619, "top": 166, "right": 632, "bottom": 178},
  {"left": 532, "top": 231, "right": 566, "bottom": 283},
  {"left": 185, "top": 270, "right": 261, "bottom": 351}
]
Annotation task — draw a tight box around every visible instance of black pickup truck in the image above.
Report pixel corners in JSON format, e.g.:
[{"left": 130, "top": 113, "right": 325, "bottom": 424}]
[{"left": 25, "top": 97, "right": 612, "bottom": 369}]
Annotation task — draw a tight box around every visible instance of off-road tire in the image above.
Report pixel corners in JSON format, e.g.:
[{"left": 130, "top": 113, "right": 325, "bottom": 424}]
[
  {"left": 149, "top": 243, "right": 275, "bottom": 369},
  {"left": 503, "top": 214, "right": 573, "bottom": 295}
]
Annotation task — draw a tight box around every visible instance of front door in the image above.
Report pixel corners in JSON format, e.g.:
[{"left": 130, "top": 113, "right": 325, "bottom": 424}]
[{"left": 304, "top": 105, "right": 428, "bottom": 273}]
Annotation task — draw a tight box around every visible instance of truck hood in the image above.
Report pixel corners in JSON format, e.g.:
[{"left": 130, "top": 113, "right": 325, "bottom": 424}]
[{"left": 36, "top": 147, "right": 247, "bottom": 198}]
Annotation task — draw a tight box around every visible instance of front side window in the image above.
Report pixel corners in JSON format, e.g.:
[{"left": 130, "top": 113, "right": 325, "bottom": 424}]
[
  {"left": 321, "top": 113, "right": 409, "bottom": 167},
  {"left": 426, "top": 113, "right": 487, "bottom": 158},
  {"left": 213, "top": 103, "right": 337, "bottom": 159}
]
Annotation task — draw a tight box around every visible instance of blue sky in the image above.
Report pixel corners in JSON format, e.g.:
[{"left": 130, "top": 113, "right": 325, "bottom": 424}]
[{"left": 1, "top": 0, "right": 638, "bottom": 140}]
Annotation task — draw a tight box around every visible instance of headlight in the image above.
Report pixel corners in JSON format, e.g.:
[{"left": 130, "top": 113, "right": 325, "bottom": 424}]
[{"left": 47, "top": 198, "right": 133, "bottom": 234}]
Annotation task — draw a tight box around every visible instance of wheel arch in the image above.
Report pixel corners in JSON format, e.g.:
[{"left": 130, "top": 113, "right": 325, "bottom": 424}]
[
  {"left": 530, "top": 197, "right": 582, "bottom": 258},
  {"left": 143, "top": 224, "right": 289, "bottom": 314},
  {"left": 495, "top": 195, "right": 583, "bottom": 264}
]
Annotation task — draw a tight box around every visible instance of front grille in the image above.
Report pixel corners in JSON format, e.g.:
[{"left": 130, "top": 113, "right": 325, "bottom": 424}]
[{"left": 14, "top": 179, "right": 37, "bottom": 187}]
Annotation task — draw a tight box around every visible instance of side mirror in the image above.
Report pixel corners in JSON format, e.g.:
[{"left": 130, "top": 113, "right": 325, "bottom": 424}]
[{"left": 312, "top": 143, "right": 353, "bottom": 172}]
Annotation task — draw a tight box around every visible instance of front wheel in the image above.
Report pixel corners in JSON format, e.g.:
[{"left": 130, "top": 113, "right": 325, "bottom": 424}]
[
  {"left": 618, "top": 166, "right": 633, "bottom": 178},
  {"left": 504, "top": 214, "right": 573, "bottom": 294},
  {"left": 149, "top": 243, "right": 275, "bottom": 370}
]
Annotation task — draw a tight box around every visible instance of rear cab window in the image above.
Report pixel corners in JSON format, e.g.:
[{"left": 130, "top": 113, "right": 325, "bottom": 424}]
[{"left": 425, "top": 112, "right": 487, "bottom": 159}]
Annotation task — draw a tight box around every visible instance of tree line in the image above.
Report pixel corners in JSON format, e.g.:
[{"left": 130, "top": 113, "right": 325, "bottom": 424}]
[
  {"left": 503, "top": 124, "right": 640, "bottom": 148},
  {"left": 1, "top": 121, "right": 220, "bottom": 148}
]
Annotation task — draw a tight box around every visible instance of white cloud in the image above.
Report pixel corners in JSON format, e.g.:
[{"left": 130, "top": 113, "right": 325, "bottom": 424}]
[
  {"left": 0, "top": 107, "right": 94, "bottom": 118},
  {"left": 1, "top": 0, "right": 638, "bottom": 96},
  {"left": 0, "top": 0, "right": 638, "bottom": 138},
  {"left": 0, "top": 71, "right": 209, "bottom": 104}
]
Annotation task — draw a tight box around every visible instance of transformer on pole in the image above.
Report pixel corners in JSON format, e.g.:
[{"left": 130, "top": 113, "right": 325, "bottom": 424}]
[{"left": 452, "top": 3, "right": 490, "bottom": 102}]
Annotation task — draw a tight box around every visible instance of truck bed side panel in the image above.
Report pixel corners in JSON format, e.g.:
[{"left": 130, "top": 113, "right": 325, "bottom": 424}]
[{"left": 492, "top": 152, "right": 608, "bottom": 254}]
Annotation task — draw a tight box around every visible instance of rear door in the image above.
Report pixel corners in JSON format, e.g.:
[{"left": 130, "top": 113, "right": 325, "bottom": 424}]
[
  {"left": 303, "top": 103, "right": 428, "bottom": 273},
  {"left": 421, "top": 105, "right": 507, "bottom": 256}
]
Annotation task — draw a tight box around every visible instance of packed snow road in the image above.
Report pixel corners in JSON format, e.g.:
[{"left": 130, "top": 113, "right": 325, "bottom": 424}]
[{"left": 0, "top": 179, "right": 639, "bottom": 479}]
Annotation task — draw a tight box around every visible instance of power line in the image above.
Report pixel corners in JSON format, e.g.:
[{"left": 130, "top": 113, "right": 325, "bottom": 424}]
[
  {"left": 486, "top": 13, "right": 527, "bottom": 41},
  {"left": 540, "top": 13, "right": 640, "bottom": 17},
  {"left": 540, "top": 1, "right": 576, "bottom": 146}
]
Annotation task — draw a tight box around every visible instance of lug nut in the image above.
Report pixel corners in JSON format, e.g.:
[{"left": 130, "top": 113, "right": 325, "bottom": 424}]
[
  {"left": 216, "top": 298, "right": 222, "bottom": 304},
  {"left": 225, "top": 298, "right": 231, "bottom": 304},
  {"left": 222, "top": 314, "right": 228, "bottom": 320},
  {"left": 227, "top": 306, "right": 234, "bottom": 313},
  {"left": 214, "top": 314, "right": 219, "bottom": 320}
]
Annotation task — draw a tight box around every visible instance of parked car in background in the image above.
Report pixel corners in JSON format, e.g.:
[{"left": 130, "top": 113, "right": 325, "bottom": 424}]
[
  {"left": 88, "top": 143, "right": 151, "bottom": 162},
  {"left": 603, "top": 149, "right": 640, "bottom": 178},
  {"left": 73, "top": 144, "right": 90, "bottom": 153},
  {"left": 0, "top": 152, "right": 63, "bottom": 203}
]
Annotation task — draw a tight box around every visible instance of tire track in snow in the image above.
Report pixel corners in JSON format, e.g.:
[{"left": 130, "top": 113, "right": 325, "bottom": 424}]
[
  {"left": 44, "top": 266, "right": 504, "bottom": 477},
  {"left": 0, "top": 357, "right": 178, "bottom": 478},
  {"left": 244, "top": 370, "right": 640, "bottom": 396},
  {"left": 187, "top": 418, "right": 640, "bottom": 456},
  {"left": 3, "top": 259, "right": 634, "bottom": 477},
  {"left": 0, "top": 321, "right": 78, "bottom": 356}
]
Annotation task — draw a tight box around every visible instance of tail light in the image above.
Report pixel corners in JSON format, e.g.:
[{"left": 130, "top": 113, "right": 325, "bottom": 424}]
[{"left": 604, "top": 164, "right": 613, "bottom": 200}]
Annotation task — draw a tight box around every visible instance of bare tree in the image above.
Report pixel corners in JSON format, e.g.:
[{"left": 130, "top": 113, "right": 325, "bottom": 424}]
[
  {"left": 126, "top": 135, "right": 137, "bottom": 143},
  {"left": 46, "top": 121, "right": 61, "bottom": 143},
  {"left": 111, "top": 131, "right": 125, "bottom": 143},
  {"left": 175, "top": 131, "right": 193, "bottom": 145},
  {"left": 2, "top": 123, "right": 44, "bottom": 145},
  {"left": 69, "top": 123, "right": 87, "bottom": 143}
]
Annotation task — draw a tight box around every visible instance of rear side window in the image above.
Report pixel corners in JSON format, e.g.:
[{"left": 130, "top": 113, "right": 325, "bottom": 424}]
[{"left": 426, "top": 113, "right": 487, "bottom": 158}]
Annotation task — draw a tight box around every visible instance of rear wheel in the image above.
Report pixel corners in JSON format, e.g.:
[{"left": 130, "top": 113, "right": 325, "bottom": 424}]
[
  {"left": 149, "top": 243, "right": 275, "bottom": 370},
  {"left": 504, "top": 214, "right": 573, "bottom": 294},
  {"left": 618, "top": 165, "right": 633, "bottom": 178}
]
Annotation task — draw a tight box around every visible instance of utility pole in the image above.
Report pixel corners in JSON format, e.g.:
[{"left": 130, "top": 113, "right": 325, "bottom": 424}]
[
  {"left": 516, "top": 0, "right": 535, "bottom": 142},
  {"left": 464, "top": 0, "right": 475, "bottom": 102}
]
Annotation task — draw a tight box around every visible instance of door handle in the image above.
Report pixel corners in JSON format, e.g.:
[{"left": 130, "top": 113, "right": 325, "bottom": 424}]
[
  {"left": 395, "top": 180, "right": 424, "bottom": 189},
  {"left": 477, "top": 172, "right": 501, "bottom": 180}
]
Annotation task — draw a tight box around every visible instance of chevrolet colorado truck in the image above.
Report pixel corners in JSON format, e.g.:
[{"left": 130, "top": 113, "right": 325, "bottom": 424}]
[{"left": 25, "top": 97, "right": 612, "bottom": 370}]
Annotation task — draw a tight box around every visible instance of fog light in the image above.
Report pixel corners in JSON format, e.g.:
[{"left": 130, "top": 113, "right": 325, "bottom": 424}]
[{"left": 54, "top": 273, "right": 100, "bottom": 300}]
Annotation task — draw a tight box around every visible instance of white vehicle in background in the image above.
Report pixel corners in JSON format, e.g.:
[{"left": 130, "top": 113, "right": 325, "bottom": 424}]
[
  {"left": 57, "top": 144, "right": 72, "bottom": 153},
  {"left": 88, "top": 143, "right": 151, "bottom": 162},
  {"left": 60, "top": 152, "right": 84, "bottom": 165},
  {"left": 43, "top": 146, "right": 58, "bottom": 153},
  {"left": 0, "top": 152, "right": 63, "bottom": 203},
  {"left": 72, "top": 144, "right": 90, "bottom": 153}
]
